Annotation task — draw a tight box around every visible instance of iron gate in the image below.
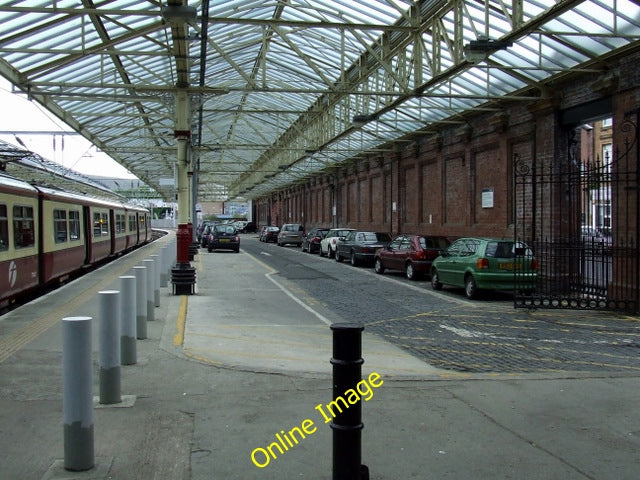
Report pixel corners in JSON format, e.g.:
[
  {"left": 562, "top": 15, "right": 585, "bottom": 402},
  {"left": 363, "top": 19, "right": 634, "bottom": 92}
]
[{"left": 514, "top": 113, "right": 639, "bottom": 313}]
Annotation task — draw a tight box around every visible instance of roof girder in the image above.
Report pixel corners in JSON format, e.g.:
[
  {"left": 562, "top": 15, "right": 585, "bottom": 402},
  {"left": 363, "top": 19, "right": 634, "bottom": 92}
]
[{"left": 0, "top": 0, "right": 637, "bottom": 202}]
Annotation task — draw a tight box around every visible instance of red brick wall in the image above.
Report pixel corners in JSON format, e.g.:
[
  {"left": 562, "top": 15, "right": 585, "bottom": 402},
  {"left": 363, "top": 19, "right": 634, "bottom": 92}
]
[{"left": 253, "top": 53, "right": 639, "bottom": 245}]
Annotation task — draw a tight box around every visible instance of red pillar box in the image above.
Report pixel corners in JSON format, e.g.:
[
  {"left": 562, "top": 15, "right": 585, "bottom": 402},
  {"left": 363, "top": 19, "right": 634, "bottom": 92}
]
[
  {"left": 172, "top": 223, "right": 197, "bottom": 295},
  {"left": 176, "top": 223, "right": 191, "bottom": 264}
]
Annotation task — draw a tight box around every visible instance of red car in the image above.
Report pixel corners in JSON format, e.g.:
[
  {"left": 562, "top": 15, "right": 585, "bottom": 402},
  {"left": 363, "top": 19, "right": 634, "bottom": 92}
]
[
  {"left": 374, "top": 234, "right": 451, "bottom": 280},
  {"left": 260, "top": 226, "right": 280, "bottom": 243}
]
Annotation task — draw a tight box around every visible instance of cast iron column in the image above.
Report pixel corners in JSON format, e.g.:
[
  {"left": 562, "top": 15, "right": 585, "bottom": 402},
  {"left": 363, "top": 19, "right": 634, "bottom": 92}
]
[{"left": 171, "top": 89, "right": 196, "bottom": 294}]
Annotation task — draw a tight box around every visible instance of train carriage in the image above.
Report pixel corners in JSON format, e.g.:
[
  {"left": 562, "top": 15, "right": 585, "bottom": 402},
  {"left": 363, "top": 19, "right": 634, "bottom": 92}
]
[
  {"left": 38, "top": 186, "right": 94, "bottom": 284},
  {"left": 0, "top": 176, "right": 40, "bottom": 308},
  {"left": 124, "top": 209, "right": 138, "bottom": 250},
  {"left": 88, "top": 202, "right": 116, "bottom": 263},
  {"left": 138, "top": 210, "right": 151, "bottom": 243},
  {"left": 0, "top": 173, "right": 152, "bottom": 310},
  {"left": 112, "top": 206, "right": 128, "bottom": 255}
]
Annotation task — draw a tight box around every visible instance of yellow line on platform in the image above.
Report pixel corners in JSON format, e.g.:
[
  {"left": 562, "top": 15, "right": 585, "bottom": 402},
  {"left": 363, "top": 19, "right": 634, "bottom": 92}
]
[
  {"left": 173, "top": 295, "right": 188, "bottom": 347},
  {"left": 0, "top": 236, "right": 173, "bottom": 364}
]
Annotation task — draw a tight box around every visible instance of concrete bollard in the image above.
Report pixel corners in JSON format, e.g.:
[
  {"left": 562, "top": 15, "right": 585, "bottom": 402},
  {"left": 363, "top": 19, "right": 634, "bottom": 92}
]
[
  {"left": 159, "top": 246, "right": 169, "bottom": 288},
  {"left": 99, "top": 291, "right": 121, "bottom": 405},
  {"left": 143, "top": 259, "right": 155, "bottom": 321},
  {"left": 167, "top": 239, "right": 177, "bottom": 277},
  {"left": 330, "top": 323, "right": 369, "bottom": 480},
  {"left": 150, "top": 254, "right": 161, "bottom": 307},
  {"left": 133, "top": 266, "right": 147, "bottom": 339},
  {"left": 119, "top": 276, "right": 137, "bottom": 365},
  {"left": 62, "top": 316, "right": 94, "bottom": 472}
]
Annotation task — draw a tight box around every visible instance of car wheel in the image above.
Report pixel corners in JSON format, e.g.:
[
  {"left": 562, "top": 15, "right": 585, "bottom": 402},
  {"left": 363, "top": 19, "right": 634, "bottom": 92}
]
[
  {"left": 405, "top": 262, "right": 419, "bottom": 280},
  {"left": 207, "top": 246, "right": 212, "bottom": 253},
  {"left": 234, "top": 248, "right": 240, "bottom": 253},
  {"left": 350, "top": 251, "right": 358, "bottom": 266},
  {"left": 464, "top": 275, "right": 477, "bottom": 299},
  {"left": 319, "top": 247, "right": 325, "bottom": 257},
  {"left": 328, "top": 247, "right": 335, "bottom": 258},
  {"left": 374, "top": 258, "right": 385, "bottom": 274},
  {"left": 431, "top": 270, "right": 442, "bottom": 290},
  {"left": 335, "top": 250, "right": 343, "bottom": 262}
]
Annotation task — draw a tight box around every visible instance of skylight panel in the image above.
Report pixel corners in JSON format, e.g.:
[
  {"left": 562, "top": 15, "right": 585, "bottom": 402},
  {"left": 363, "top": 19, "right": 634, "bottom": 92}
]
[
  {"left": 333, "top": 0, "right": 396, "bottom": 24},
  {"left": 210, "top": 0, "right": 278, "bottom": 20}
]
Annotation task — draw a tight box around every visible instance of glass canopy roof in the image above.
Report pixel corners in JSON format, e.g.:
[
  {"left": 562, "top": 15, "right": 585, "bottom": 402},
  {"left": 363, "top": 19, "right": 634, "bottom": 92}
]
[{"left": 0, "top": 0, "right": 638, "bottom": 201}]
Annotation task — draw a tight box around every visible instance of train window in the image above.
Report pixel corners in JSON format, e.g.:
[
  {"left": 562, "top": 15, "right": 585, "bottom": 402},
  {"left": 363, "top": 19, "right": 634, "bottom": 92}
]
[
  {"left": 93, "top": 212, "right": 109, "bottom": 237},
  {"left": 93, "top": 212, "right": 102, "bottom": 236},
  {"left": 13, "top": 205, "right": 35, "bottom": 248},
  {"left": 54, "top": 209, "right": 68, "bottom": 243},
  {"left": 101, "top": 213, "right": 109, "bottom": 235},
  {"left": 0, "top": 204, "right": 8, "bottom": 251},
  {"left": 69, "top": 210, "right": 80, "bottom": 241},
  {"left": 116, "top": 214, "right": 126, "bottom": 234},
  {"left": 128, "top": 214, "right": 136, "bottom": 232}
]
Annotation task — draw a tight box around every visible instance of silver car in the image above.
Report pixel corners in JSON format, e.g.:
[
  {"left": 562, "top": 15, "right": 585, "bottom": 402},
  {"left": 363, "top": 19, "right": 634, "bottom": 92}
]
[{"left": 277, "top": 223, "right": 304, "bottom": 247}]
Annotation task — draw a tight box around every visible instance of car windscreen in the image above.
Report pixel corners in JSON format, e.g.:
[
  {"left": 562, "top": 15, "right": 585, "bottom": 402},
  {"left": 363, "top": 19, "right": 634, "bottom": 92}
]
[{"left": 485, "top": 241, "right": 533, "bottom": 258}]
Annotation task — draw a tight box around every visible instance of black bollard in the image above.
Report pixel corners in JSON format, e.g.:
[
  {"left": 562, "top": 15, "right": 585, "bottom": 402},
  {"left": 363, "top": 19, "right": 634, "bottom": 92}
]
[{"left": 330, "top": 323, "right": 369, "bottom": 480}]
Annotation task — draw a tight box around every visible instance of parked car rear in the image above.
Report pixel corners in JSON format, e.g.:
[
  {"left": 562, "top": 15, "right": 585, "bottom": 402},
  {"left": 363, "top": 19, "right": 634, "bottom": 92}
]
[
  {"left": 336, "top": 231, "right": 391, "bottom": 266},
  {"left": 207, "top": 224, "right": 240, "bottom": 252},
  {"left": 200, "top": 224, "right": 215, "bottom": 248},
  {"left": 430, "top": 237, "right": 537, "bottom": 299},
  {"left": 374, "top": 234, "right": 450, "bottom": 280},
  {"left": 277, "top": 223, "right": 304, "bottom": 247},
  {"left": 320, "top": 228, "right": 355, "bottom": 258},
  {"left": 302, "top": 227, "right": 330, "bottom": 253},
  {"left": 260, "top": 226, "right": 280, "bottom": 242}
]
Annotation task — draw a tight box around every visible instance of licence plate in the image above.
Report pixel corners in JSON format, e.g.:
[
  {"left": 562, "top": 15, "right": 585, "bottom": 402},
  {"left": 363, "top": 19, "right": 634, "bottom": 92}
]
[
  {"left": 499, "top": 262, "right": 517, "bottom": 270},
  {"left": 220, "top": 238, "right": 230, "bottom": 242}
]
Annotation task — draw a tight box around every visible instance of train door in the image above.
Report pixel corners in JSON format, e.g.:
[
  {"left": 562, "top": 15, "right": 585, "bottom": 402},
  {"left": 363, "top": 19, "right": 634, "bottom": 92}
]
[
  {"left": 109, "top": 209, "right": 116, "bottom": 254},
  {"left": 144, "top": 211, "right": 150, "bottom": 241},
  {"left": 135, "top": 213, "right": 141, "bottom": 244},
  {"left": 82, "top": 205, "right": 91, "bottom": 265}
]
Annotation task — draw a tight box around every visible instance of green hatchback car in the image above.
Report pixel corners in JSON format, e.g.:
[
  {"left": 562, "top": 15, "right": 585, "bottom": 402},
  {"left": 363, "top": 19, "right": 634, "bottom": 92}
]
[{"left": 430, "top": 237, "right": 538, "bottom": 299}]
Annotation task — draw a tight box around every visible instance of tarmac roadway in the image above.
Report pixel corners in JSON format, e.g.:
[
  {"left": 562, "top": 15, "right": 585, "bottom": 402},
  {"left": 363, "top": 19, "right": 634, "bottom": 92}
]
[{"left": 0, "top": 231, "right": 639, "bottom": 480}]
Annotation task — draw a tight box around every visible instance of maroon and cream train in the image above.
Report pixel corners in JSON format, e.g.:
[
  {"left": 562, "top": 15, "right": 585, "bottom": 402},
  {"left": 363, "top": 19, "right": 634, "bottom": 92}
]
[{"left": 0, "top": 174, "right": 151, "bottom": 309}]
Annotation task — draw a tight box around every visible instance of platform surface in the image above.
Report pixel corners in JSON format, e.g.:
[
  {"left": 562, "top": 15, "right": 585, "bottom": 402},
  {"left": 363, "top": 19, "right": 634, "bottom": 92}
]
[{"left": 1, "top": 231, "right": 639, "bottom": 479}]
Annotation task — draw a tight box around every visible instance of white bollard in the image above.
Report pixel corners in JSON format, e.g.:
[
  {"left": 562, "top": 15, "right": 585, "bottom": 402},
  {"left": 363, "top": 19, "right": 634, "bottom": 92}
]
[
  {"left": 98, "top": 290, "right": 121, "bottom": 405},
  {"left": 62, "top": 316, "right": 94, "bottom": 471},
  {"left": 119, "top": 276, "right": 137, "bottom": 365},
  {"left": 132, "top": 266, "right": 147, "bottom": 339},
  {"left": 159, "top": 245, "right": 169, "bottom": 288},
  {"left": 143, "top": 259, "right": 155, "bottom": 321},
  {"left": 150, "top": 254, "right": 161, "bottom": 307}
]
